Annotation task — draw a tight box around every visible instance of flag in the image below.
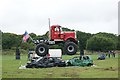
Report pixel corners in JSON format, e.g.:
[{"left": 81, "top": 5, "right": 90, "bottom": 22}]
[{"left": 23, "top": 31, "right": 30, "bottom": 42}]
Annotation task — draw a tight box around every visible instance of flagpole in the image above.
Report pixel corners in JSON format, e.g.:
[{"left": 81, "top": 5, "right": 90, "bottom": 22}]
[{"left": 29, "top": 35, "right": 34, "bottom": 42}]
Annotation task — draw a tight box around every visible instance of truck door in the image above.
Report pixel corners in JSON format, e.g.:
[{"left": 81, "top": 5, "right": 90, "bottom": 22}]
[
  {"left": 51, "top": 26, "right": 64, "bottom": 41},
  {"left": 54, "top": 27, "right": 61, "bottom": 39}
]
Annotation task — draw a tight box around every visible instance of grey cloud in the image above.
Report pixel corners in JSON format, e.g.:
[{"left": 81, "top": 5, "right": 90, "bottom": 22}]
[{"left": 0, "top": 0, "right": 118, "bottom": 35}]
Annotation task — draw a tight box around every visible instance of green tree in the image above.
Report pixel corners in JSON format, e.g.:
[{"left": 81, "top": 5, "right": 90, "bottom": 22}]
[
  {"left": 0, "top": 31, "right": 2, "bottom": 50},
  {"left": 77, "top": 31, "right": 92, "bottom": 50},
  {"left": 86, "top": 33, "right": 117, "bottom": 52},
  {"left": 117, "top": 35, "right": 120, "bottom": 50},
  {"left": 29, "top": 33, "right": 37, "bottom": 39},
  {"left": 21, "top": 42, "right": 35, "bottom": 50},
  {"left": 2, "top": 33, "right": 21, "bottom": 49},
  {"left": 62, "top": 27, "right": 75, "bottom": 31}
]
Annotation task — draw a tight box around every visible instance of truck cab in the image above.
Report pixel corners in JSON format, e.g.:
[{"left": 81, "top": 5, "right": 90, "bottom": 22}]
[{"left": 50, "top": 25, "right": 77, "bottom": 44}]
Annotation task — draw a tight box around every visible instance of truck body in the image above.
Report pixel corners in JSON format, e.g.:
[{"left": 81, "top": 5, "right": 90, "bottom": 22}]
[{"left": 34, "top": 25, "right": 78, "bottom": 56}]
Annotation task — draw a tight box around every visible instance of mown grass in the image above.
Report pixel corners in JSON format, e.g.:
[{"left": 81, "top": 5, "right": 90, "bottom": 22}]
[{"left": 2, "top": 51, "right": 119, "bottom": 78}]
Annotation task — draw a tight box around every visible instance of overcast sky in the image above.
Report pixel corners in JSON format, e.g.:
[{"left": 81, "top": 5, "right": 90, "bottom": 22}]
[{"left": 0, "top": 0, "right": 119, "bottom": 35}]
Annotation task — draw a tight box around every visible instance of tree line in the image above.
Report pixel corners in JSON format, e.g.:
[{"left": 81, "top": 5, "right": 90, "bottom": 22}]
[{"left": 1, "top": 27, "right": 119, "bottom": 52}]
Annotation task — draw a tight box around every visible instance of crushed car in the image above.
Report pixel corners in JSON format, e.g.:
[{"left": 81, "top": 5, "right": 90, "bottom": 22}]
[
  {"left": 26, "top": 56, "right": 66, "bottom": 68},
  {"left": 66, "top": 55, "right": 93, "bottom": 67}
]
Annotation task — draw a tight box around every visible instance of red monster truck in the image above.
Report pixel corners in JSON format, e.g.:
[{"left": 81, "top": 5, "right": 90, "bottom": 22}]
[{"left": 34, "top": 25, "right": 78, "bottom": 56}]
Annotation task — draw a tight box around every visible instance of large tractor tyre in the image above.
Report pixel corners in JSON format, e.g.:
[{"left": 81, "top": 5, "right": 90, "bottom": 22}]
[
  {"left": 35, "top": 43, "right": 49, "bottom": 57},
  {"left": 64, "top": 42, "right": 77, "bottom": 55}
]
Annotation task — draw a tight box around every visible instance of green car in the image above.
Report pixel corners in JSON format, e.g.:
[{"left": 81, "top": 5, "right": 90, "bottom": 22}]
[{"left": 66, "top": 55, "right": 93, "bottom": 67}]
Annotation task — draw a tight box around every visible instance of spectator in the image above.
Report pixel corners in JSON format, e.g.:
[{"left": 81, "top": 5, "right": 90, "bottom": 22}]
[
  {"left": 108, "top": 51, "right": 111, "bottom": 58},
  {"left": 16, "top": 47, "right": 20, "bottom": 60},
  {"left": 80, "top": 49, "right": 84, "bottom": 60},
  {"left": 112, "top": 51, "right": 116, "bottom": 58}
]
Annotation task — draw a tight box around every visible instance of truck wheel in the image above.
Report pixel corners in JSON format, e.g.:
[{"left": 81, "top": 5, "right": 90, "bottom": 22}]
[
  {"left": 35, "top": 43, "right": 49, "bottom": 56},
  {"left": 64, "top": 42, "right": 77, "bottom": 55}
]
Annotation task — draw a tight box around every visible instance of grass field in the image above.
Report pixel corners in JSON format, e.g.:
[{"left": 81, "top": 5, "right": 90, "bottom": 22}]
[
  {"left": 1, "top": 51, "right": 119, "bottom": 78},
  {"left": 0, "top": 54, "right": 2, "bottom": 79}
]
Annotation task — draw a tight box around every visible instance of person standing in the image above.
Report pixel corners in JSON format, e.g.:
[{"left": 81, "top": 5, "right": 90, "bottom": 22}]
[
  {"left": 112, "top": 51, "right": 116, "bottom": 58},
  {"left": 108, "top": 51, "right": 111, "bottom": 58},
  {"left": 16, "top": 47, "right": 20, "bottom": 60},
  {"left": 80, "top": 49, "right": 84, "bottom": 60}
]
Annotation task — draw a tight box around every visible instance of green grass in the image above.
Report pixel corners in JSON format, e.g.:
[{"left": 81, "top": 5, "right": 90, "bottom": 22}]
[
  {"left": 2, "top": 52, "right": 119, "bottom": 78},
  {"left": 0, "top": 54, "right": 2, "bottom": 79}
]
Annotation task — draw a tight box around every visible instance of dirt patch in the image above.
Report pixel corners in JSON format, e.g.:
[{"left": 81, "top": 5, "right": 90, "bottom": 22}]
[
  {"left": 3, "top": 72, "right": 7, "bottom": 74},
  {"left": 16, "top": 71, "right": 22, "bottom": 74},
  {"left": 61, "top": 71, "right": 79, "bottom": 78},
  {"left": 94, "top": 67, "right": 118, "bottom": 71}
]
